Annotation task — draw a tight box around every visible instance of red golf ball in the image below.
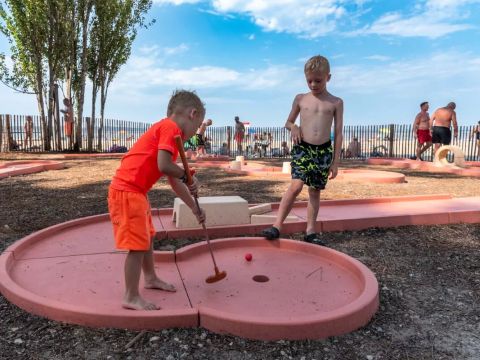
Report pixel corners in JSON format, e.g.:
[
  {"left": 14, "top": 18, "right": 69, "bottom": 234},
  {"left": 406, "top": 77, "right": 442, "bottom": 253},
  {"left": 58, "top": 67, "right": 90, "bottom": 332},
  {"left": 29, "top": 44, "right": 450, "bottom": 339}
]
[{"left": 245, "top": 253, "right": 252, "bottom": 261}]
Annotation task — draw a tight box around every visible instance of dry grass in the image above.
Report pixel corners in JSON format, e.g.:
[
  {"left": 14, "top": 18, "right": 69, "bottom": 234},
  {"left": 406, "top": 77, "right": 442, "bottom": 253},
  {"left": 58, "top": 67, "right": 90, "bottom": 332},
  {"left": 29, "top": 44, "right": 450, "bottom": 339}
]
[{"left": 0, "top": 153, "right": 479, "bottom": 360}]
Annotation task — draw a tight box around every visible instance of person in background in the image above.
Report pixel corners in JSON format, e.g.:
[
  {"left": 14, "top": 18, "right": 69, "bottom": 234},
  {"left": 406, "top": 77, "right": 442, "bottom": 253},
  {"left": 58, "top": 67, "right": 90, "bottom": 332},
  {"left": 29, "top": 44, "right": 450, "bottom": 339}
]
[
  {"left": 234, "top": 116, "right": 245, "bottom": 155},
  {"left": 345, "top": 137, "right": 361, "bottom": 158},
  {"left": 24, "top": 116, "right": 33, "bottom": 149},
  {"left": 413, "top": 101, "right": 432, "bottom": 160}
]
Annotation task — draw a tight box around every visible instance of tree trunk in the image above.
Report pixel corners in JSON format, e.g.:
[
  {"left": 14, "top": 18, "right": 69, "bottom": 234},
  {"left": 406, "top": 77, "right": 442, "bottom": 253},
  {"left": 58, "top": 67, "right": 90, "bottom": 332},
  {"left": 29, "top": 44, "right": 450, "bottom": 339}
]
[
  {"left": 74, "top": 4, "right": 92, "bottom": 151},
  {"left": 34, "top": 67, "right": 49, "bottom": 151},
  {"left": 47, "top": 71, "right": 55, "bottom": 151},
  {"left": 89, "top": 83, "right": 97, "bottom": 152},
  {"left": 54, "top": 84, "right": 62, "bottom": 151},
  {"left": 97, "top": 76, "right": 107, "bottom": 152},
  {"left": 65, "top": 67, "right": 73, "bottom": 150}
]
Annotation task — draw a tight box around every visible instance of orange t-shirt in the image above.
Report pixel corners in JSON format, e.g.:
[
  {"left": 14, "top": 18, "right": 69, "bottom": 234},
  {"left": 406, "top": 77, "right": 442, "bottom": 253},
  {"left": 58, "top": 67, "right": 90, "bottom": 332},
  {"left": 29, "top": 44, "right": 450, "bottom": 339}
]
[{"left": 110, "top": 118, "right": 183, "bottom": 194}]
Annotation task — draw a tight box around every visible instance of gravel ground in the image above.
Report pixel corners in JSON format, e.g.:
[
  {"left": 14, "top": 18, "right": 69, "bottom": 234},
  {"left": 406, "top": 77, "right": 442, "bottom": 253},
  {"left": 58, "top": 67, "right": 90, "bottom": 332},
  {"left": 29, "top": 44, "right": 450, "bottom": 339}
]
[{"left": 0, "top": 154, "right": 479, "bottom": 360}]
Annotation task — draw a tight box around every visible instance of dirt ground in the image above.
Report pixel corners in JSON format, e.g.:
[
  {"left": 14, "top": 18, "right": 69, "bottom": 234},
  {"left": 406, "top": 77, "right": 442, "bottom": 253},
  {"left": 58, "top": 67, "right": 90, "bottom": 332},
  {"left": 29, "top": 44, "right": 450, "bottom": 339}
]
[{"left": 0, "top": 153, "right": 479, "bottom": 360}]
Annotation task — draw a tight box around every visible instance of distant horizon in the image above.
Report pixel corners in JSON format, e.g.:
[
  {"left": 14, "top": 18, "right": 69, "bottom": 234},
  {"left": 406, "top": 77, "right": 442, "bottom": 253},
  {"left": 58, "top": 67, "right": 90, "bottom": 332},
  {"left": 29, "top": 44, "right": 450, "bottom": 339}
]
[{"left": 2, "top": 1, "right": 480, "bottom": 126}]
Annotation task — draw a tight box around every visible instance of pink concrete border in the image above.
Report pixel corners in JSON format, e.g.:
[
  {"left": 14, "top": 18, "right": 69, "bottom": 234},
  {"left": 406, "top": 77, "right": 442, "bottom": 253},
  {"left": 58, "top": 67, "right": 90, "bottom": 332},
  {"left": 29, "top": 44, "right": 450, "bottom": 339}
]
[
  {"left": 62, "top": 153, "right": 125, "bottom": 159},
  {"left": 335, "top": 169, "right": 405, "bottom": 183},
  {"left": 0, "top": 160, "right": 65, "bottom": 179},
  {"left": 367, "top": 157, "right": 480, "bottom": 177}
]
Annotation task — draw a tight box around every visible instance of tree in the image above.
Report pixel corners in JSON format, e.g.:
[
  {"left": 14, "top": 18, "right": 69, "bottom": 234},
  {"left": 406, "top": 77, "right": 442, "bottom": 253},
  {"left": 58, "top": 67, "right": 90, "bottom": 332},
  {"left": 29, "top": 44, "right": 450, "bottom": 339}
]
[
  {"left": 87, "top": 0, "right": 152, "bottom": 151},
  {"left": 0, "top": 0, "right": 49, "bottom": 149},
  {"left": 71, "top": 0, "right": 93, "bottom": 151},
  {"left": 1, "top": 0, "right": 73, "bottom": 151}
]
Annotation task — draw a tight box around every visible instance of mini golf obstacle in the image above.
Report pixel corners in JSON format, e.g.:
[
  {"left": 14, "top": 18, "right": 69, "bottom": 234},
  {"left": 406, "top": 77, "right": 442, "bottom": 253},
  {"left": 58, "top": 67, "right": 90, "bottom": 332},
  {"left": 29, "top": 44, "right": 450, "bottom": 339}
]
[
  {"left": 433, "top": 145, "right": 465, "bottom": 167},
  {"left": 0, "top": 160, "right": 65, "bottom": 179}
]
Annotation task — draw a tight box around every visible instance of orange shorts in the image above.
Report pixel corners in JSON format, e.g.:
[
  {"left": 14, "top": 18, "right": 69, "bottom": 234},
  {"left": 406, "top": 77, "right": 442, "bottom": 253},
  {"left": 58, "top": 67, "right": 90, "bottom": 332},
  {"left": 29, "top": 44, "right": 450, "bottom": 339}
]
[{"left": 107, "top": 187, "right": 155, "bottom": 251}]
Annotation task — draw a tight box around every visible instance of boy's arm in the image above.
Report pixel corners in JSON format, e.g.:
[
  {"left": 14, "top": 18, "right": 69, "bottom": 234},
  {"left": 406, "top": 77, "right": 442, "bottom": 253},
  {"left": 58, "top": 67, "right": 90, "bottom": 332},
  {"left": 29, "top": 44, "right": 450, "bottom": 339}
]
[
  {"left": 157, "top": 150, "right": 186, "bottom": 179},
  {"left": 452, "top": 111, "right": 458, "bottom": 137},
  {"left": 429, "top": 112, "right": 435, "bottom": 133},
  {"left": 330, "top": 98, "right": 344, "bottom": 179},
  {"left": 285, "top": 94, "right": 302, "bottom": 144},
  {"left": 168, "top": 176, "right": 198, "bottom": 212},
  {"left": 157, "top": 150, "right": 199, "bottom": 194},
  {"left": 413, "top": 114, "right": 420, "bottom": 135}
]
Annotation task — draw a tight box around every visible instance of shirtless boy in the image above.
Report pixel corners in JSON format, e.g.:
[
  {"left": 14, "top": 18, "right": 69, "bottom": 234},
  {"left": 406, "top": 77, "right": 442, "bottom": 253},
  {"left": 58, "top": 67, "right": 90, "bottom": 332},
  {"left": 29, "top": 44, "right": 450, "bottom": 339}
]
[
  {"left": 261, "top": 55, "right": 343, "bottom": 246},
  {"left": 430, "top": 102, "right": 458, "bottom": 153},
  {"left": 413, "top": 101, "right": 432, "bottom": 160},
  {"left": 195, "top": 118, "right": 213, "bottom": 156},
  {"left": 108, "top": 90, "right": 206, "bottom": 310}
]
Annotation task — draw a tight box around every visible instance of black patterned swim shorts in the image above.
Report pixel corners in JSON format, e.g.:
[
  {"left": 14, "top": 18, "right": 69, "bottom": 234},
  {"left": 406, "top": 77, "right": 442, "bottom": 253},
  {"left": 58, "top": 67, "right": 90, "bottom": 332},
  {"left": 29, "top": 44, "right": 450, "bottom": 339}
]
[{"left": 291, "top": 140, "right": 333, "bottom": 190}]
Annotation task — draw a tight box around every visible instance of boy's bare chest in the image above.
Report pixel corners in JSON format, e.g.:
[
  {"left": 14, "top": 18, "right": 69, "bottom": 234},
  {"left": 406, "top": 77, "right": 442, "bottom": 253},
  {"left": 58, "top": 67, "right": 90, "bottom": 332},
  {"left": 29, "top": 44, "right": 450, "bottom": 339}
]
[{"left": 300, "top": 96, "right": 335, "bottom": 117}]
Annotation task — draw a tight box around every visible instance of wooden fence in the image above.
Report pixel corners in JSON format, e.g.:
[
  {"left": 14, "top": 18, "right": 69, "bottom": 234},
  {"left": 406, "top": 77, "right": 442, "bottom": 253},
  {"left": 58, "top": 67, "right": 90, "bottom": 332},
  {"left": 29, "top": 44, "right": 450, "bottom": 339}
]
[{"left": 1, "top": 114, "right": 479, "bottom": 160}]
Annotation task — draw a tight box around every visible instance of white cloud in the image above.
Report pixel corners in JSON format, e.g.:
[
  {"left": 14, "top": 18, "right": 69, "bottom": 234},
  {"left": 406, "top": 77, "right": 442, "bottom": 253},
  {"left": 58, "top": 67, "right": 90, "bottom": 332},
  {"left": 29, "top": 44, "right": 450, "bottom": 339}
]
[
  {"left": 164, "top": 43, "right": 189, "bottom": 56},
  {"left": 364, "top": 55, "right": 390, "bottom": 61},
  {"left": 153, "top": 0, "right": 202, "bottom": 5},
  {"left": 353, "top": 0, "right": 480, "bottom": 38},
  {"left": 426, "top": 0, "right": 480, "bottom": 10},
  {"left": 248, "top": 34, "right": 255, "bottom": 40},
  {"left": 153, "top": 0, "right": 479, "bottom": 39},
  {"left": 357, "top": 11, "right": 472, "bottom": 38},
  {"left": 111, "top": 52, "right": 298, "bottom": 93},
  {"left": 331, "top": 52, "right": 480, "bottom": 95},
  {"left": 210, "top": 0, "right": 348, "bottom": 38}
]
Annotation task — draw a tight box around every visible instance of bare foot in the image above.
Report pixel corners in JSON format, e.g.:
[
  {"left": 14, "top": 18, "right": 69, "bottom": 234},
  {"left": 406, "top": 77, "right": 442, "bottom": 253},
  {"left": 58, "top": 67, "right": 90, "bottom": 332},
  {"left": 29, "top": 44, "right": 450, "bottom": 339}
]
[
  {"left": 122, "top": 295, "right": 159, "bottom": 310},
  {"left": 144, "top": 278, "right": 177, "bottom": 292}
]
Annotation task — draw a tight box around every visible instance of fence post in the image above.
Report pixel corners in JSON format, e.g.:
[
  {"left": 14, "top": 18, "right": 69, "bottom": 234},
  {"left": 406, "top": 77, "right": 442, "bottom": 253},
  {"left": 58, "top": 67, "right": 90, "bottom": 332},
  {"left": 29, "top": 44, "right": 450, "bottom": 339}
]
[
  {"left": 0, "top": 115, "right": 3, "bottom": 152},
  {"left": 5, "top": 114, "right": 12, "bottom": 152},
  {"left": 388, "top": 123, "right": 395, "bottom": 158}
]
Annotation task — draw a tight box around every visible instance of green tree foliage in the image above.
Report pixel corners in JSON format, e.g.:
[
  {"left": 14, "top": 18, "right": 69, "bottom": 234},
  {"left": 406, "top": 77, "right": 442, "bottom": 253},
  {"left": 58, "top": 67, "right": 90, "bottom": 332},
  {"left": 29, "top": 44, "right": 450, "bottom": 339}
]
[
  {"left": 1, "top": 0, "right": 152, "bottom": 152},
  {"left": 87, "top": 0, "right": 152, "bottom": 151}
]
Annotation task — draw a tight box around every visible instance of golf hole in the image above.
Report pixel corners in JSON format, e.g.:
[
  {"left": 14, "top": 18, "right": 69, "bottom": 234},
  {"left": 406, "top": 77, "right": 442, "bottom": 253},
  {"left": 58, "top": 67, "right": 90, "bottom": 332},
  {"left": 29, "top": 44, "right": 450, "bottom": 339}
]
[{"left": 252, "top": 275, "right": 269, "bottom": 283}]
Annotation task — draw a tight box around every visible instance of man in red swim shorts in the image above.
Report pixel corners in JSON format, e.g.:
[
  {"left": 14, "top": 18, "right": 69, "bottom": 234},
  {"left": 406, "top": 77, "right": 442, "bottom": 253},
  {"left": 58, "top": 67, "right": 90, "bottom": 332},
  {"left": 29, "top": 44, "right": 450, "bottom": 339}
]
[{"left": 413, "top": 101, "right": 432, "bottom": 160}]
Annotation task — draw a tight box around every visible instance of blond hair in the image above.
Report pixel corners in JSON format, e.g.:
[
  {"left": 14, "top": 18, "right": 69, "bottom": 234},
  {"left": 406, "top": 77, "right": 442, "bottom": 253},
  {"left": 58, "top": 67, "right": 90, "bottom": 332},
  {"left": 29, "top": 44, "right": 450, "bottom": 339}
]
[
  {"left": 167, "top": 90, "right": 205, "bottom": 117},
  {"left": 304, "top": 55, "right": 330, "bottom": 75}
]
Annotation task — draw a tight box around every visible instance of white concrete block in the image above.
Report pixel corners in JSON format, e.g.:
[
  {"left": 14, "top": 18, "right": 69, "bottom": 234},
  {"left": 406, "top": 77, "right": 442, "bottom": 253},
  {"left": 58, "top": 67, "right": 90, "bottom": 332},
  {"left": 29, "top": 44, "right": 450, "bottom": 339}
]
[
  {"left": 250, "top": 214, "right": 299, "bottom": 225},
  {"left": 282, "top": 162, "right": 291, "bottom": 174},
  {"left": 230, "top": 161, "right": 242, "bottom": 170},
  {"left": 173, "top": 196, "right": 250, "bottom": 229},
  {"left": 248, "top": 203, "right": 272, "bottom": 215},
  {"left": 235, "top": 156, "right": 245, "bottom": 163}
]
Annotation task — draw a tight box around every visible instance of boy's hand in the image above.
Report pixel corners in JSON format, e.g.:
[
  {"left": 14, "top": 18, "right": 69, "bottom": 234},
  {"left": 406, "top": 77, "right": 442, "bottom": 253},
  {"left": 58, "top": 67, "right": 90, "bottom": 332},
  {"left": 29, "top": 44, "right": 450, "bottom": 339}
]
[
  {"left": 192, "top": 206, "right": 206, "bottom": 224},
  {"left": 329, "top": 163, "right": 339, "bottom": 180},
  {"left": 290, "top": 124, "right": 302, "bottom": 144},
  {"left": 186, "top": 175, "right": 200, "bottom": 196}
]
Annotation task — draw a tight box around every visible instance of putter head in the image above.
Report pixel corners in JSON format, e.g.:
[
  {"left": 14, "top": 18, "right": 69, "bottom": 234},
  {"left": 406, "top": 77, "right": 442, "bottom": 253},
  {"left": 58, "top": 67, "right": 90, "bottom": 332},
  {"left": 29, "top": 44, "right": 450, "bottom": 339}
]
[{"left": 205, "top": 270, "right": 227, "bottom": 284}]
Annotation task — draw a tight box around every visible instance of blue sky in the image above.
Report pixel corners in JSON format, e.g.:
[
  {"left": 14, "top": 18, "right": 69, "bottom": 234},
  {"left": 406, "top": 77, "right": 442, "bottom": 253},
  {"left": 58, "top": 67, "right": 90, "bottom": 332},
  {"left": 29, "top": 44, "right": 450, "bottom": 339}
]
[{"left": 1, "top": 0, "right": 480, "bottom": 126}]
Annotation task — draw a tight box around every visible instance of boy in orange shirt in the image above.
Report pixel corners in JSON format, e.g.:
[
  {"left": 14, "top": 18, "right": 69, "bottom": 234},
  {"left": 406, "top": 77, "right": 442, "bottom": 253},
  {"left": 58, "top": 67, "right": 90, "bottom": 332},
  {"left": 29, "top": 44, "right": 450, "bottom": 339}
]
[{"left": 108, "top": 90, "right": 206, "bottom": 310}]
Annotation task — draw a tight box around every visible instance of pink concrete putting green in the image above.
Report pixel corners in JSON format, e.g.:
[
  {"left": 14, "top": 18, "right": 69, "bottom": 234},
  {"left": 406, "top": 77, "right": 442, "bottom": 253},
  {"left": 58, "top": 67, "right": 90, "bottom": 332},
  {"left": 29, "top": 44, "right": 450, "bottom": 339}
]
[
  {"left": 224, "top": 163, "right": 290, "bottom": 177},
  {"left": 335, "top": 169, "right": 405, "bottom": 183},
  {"left": 367, "top": 158, "right": 480, "bottom": 177},
  {"left": 0, "top": 160, "right": 65, "bottom": 179},
  {"left": 0, "top": 232, "right": 378, "bottom": 340},
  {"left": 223, "top": 165, "right": 406, "bottom": 183},
  {"left": 1, "top": 194, "right": 479, "bottom": 339}
]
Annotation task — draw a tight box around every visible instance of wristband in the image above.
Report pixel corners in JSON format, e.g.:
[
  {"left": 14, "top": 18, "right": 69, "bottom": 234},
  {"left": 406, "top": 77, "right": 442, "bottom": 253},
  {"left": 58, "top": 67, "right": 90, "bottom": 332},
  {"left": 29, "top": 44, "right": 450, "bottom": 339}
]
[{"left": 180, "top": 171, "right": 188, "bottom": 184}]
